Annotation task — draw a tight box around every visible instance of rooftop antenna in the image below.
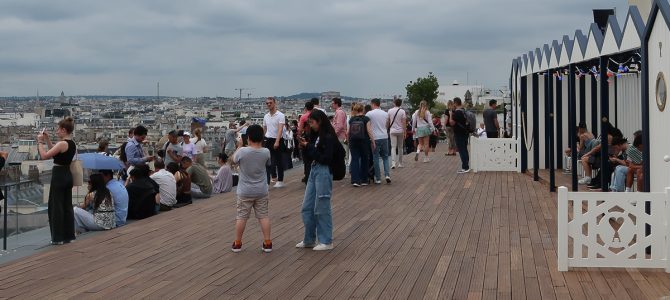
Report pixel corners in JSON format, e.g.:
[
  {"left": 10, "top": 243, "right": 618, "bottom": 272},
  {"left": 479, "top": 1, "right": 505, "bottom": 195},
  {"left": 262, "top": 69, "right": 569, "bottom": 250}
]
[{"left": 157, "top": 82, "right": 160, "bottom": 101}]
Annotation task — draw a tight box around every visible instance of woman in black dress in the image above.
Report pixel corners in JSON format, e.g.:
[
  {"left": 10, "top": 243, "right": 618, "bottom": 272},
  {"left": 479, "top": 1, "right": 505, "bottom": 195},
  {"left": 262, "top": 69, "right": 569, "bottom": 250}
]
[{"left": 37, "top": 117, "right": 77, "bottom": 244}]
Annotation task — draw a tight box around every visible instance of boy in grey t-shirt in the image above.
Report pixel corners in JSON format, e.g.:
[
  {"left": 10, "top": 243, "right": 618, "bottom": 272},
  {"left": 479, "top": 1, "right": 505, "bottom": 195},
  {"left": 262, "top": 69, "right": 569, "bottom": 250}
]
[{"left": 231, "top": 124, "right": 272, "bottom": 253}]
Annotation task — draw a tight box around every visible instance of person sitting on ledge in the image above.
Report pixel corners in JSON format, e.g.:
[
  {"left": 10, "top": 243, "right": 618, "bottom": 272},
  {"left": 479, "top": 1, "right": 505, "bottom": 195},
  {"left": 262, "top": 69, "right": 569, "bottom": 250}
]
[
  {"left": 126, "top": 165, "right": 160, "bottom": 220},
  {"left": 100, "top": 169, "right": 128, "bottom": 227},
  {"left": 212, "top": 153, "right": 233, "bottom": 194},
  {"left": 150, "top": 158, "right": 177, "bottom": 211},
  {"left": 181, "top": 156, "right": 212, "bottom": 199},
  {"left": 166, "top": 162, "right": 192, "bottom": 206},
  {"left": 74, "top": 174, "right": 115, "bottom": 233}
]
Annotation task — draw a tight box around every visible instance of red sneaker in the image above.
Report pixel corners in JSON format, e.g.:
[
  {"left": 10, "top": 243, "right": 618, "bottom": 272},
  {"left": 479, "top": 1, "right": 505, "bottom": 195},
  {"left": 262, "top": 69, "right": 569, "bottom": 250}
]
[
  {"left": 262, "top": 241, "right": 272, "bottom": 253},
  {"left": 231, "top": 241, "right": 242, "bottom": 253}
]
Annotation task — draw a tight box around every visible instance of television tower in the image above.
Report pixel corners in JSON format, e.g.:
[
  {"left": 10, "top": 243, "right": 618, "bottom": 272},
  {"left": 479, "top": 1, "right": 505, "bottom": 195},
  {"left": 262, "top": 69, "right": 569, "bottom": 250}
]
[{"left": 157, "top": 82, "right": 160, "bottom": 100}]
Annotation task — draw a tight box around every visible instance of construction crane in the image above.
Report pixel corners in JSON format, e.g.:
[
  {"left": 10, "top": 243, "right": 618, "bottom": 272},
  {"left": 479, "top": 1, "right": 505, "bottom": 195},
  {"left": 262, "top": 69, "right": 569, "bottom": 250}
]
[{"left": 234, "top": 88, "right": 254, "bottom": 101}]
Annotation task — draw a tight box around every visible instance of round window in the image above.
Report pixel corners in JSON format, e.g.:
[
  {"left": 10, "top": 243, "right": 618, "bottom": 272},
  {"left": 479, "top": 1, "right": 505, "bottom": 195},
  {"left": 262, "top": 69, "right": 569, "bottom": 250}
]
[{"left": 657, "top": 72, "right": 667, "bottom": 112}]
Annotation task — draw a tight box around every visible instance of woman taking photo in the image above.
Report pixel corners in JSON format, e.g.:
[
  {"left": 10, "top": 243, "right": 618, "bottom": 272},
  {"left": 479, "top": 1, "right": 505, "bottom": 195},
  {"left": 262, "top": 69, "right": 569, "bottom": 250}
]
[
  {"left": 37, "top": 117, "right": 77, "bottom": 244},
  {"left": 412, "top": 100, "right": 436, "bottom": 163},
  {"left": 74, "top": 174, "right": 115, "bottom": 233},
  {"left": 295, "top": 110, "right": 337, "bottom": 251}
]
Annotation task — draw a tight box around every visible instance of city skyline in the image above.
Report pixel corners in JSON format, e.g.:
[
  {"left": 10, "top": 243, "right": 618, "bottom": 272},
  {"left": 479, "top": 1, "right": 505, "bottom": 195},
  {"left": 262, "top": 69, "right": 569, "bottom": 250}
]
[{"left": 0, "top": 0, "right": 627, "bottom": 97}]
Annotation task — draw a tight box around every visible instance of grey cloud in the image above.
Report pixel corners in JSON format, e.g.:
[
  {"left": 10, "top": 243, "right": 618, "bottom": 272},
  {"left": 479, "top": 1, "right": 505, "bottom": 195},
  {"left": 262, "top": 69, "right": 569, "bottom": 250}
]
[{"left": 0, "top": 0, "right": 629, "bottom": 97}]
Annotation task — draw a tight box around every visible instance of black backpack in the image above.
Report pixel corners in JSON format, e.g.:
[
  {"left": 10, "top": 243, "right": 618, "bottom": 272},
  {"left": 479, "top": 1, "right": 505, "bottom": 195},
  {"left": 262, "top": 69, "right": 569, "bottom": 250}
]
[
  {"left": 119, "top": 141, "right": 129, "bottom": 163},
  {"left": 330, "top": 140, "right": 346, "bottom": 181},
  {"left": 349, "top": 117, "right": 367, "bottom": 141}
]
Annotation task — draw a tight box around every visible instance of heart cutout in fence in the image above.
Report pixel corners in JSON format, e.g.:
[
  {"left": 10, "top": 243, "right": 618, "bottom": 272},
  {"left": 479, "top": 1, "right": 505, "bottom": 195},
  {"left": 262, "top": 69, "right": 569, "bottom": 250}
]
[{"left": 609, "top": 217, "right": 625, "bottom": 232}]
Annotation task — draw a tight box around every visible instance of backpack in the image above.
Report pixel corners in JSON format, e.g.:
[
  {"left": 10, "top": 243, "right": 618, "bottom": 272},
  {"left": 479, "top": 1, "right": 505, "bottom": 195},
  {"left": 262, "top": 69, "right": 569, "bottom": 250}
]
[
  {"left": 349, "top": 117, "right": 367, "bottom": 141},
  {"left": 119, "top": 141, "right": 129, "bottom": 163},
  {"left": 456, "top": 109, "right": 477, "bottom": 134},
  {"left": 465, "top": 110, "right": 477, "bottom": 134},
  {"left": 330, "top": 140, "right": 346, "bottom": 181}
]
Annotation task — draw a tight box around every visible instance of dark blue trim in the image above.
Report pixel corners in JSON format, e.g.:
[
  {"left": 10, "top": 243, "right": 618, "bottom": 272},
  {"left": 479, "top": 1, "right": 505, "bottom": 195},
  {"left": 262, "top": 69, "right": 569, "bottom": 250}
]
[
  {"left": 548, "top": 69, "right": 556, "bottom": 192},
  {"left": 623, "top": 6, "right": 646, "bottom": 40},
  {"left": 579, "top": 75, "right": 586, "bottom": 124},
  {"left": 533, "top": 73, "right": 540, "bottom": 181},
  {"left": 521, "top": 75, "right": 528, "bottom": 173},
  {"left": 589, "top": 23, "right": 605, "bottom": 52},
  {"left": 607, "top": 15, "right": 624, "bottom": 49},
  {"left": 556, "top": 72, "right": 563, "bottom": 170},
  {"left": 591, "top": 75, "right": 598, "bottom": 135},
  {"left": 562, "top": 35, "right": 575, "bottom": 61},
  {"left": 544, "top": 44, "right": 552, "bottom": 66},
  {"left": 569, "top": 64, "right": 579, "bottom": 191},
  {"left": 599, "top": 56, "right": 610, "bottom": 192},
  {"left": 574, "top": 30, "right": 588, "bottom": 57}
]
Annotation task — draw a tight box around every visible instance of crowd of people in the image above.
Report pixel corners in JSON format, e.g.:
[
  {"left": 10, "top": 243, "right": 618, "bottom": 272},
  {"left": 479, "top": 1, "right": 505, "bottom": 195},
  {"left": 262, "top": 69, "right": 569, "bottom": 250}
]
[
  {"left": 35, "top": 95, "right": 492, "bottom": 251},
  {"left": 35, "top": 120, "right": 234, "bottom": 245},
  {"left": 566, "top": 122, "right": 644, "bottom": 192}
]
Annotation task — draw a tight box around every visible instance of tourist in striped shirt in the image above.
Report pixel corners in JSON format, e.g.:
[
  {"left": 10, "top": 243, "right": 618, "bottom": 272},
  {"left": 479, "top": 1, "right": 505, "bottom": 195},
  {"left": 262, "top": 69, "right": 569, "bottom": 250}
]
[{"left": 625, "top": 132, "right": 644, "bottom": 192}]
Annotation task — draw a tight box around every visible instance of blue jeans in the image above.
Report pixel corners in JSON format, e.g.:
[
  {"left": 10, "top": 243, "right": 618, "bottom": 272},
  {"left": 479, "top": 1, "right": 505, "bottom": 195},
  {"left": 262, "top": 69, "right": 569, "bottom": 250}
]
[
  {"left": 455, "top": 134, "right": 470, "bottom": 170},
  {"left": 349, "top": 139, "right": 369, "bottom": 184},
  {"left": 372, "top": 138, "right": 390, "bottom": 180},
  {"left": 610, "top": 165, "right": 628, "bottom": 192},
  {"left": 301, "top": 163, "right": 333, "bottom": 245}
]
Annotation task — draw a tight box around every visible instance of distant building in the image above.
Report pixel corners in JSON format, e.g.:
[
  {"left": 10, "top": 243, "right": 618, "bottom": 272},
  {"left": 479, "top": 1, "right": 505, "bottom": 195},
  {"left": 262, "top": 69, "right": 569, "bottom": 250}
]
[
  {"left": 321, "top": 91, "right": 340, "bottom": 103},
  {"left": 437, "top": 81, "right": 484, "bottom": 105}
]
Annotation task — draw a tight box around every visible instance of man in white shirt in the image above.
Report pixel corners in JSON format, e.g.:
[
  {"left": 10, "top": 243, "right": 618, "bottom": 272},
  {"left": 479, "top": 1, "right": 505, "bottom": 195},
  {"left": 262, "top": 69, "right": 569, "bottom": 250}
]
[
  {"left": 150, "top": 158, "right": 177, "bottom": 210},
  {"left": 387, "top": 98, "right": 407, "bottom": 169},
  {"left": 263, "top": 97, "right": 286, "bottom": 188},
  {"left": 311, "top": 97, "right": 326, "bottom": 112},
  {"left": 366, "top": 98, "right": 392, "bottom": 184}
]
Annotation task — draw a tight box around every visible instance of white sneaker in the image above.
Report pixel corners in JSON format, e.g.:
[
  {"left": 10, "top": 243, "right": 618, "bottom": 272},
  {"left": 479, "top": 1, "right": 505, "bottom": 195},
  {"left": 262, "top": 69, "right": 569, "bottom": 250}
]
[
  {"left": 423, "top": 157, "right": 430, "bottom": 163},
  {"left": 385, "top": 176, "right": 391, "bottom": 184},
  {"left": 295, "top": 241, "right": 316, "bottom": 248},
  {"left": 313, "top": 243, "right": 333, "bottom": 251},
  {"left": 462, "top": 169, "right": 470, "bottom": 173},
  {"left": 391, "top": 162, "right": 396, "bottom": 169},
  {"left": 397, "top": 164, "right": 404, "bottom": 168},
  {"left": 273, "top": 181, "right": 285, "bottom": 188},
  {"left": 375, "top": 180, "right": 382, "bottom": 184},
  {"left": 578, "top": 177, "right": 591, "bottom": 185}
]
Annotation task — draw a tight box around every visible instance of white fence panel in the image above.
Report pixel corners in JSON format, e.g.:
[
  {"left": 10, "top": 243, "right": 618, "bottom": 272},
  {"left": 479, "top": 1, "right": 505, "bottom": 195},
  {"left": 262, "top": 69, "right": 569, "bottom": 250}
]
[
  {"left": 557, "top": 186, "right": 670, "bottom": 272},
  {"left": 470, "top": 137, "right": 519, "bottom": 172}
]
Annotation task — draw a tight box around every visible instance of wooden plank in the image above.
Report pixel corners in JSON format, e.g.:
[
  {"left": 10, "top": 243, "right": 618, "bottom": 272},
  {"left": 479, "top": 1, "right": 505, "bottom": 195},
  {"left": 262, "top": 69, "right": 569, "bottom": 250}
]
[{"left": 0, "top": 145, "right": 667, "bottom": 298}]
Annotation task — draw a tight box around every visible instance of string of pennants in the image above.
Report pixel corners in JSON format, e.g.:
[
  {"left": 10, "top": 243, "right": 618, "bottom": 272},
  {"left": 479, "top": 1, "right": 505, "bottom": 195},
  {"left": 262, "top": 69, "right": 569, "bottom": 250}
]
[{"left": 537, "top": 53, "right": 641, "bottom": 84}]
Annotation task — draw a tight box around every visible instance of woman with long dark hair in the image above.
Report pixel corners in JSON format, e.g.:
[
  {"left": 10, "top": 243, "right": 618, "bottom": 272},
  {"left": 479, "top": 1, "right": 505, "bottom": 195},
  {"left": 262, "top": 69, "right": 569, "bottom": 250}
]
[
  {"left": 74, "top": 174, "right": 115, "bottom": 232},
  {"left": 295, "top": 110, "right": 337, "bottom": 251},
  {"left": 37, "top": 117, "right": 77, "bottom": 244}
]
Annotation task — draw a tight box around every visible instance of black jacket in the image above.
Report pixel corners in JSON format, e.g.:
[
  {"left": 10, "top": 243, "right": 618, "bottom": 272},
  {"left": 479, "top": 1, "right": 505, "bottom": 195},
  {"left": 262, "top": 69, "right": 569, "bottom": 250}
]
[
  {"left": 126, "top": 177, "right": 159, "bottom": 220},
  {"left": 306, "top": 133, "right": 337, "bottom": 166}
]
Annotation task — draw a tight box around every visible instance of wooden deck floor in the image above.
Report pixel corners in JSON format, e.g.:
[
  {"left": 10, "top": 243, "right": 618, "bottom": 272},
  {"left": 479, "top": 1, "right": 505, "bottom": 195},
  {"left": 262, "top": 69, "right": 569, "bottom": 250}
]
[{"left": 1, "top": 146, "right": 670, "bottom": 299}]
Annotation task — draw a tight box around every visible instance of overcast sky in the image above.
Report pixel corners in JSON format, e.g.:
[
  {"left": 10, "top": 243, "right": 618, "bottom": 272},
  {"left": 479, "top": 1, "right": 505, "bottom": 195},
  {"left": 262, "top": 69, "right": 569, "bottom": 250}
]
[{"left": 0, "top": 0, "right": 629, "bottom": 98}]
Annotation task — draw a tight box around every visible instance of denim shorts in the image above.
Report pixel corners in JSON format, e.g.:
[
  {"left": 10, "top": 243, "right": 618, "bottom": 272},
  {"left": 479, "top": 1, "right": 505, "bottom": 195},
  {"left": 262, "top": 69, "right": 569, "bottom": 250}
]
[{"left": 416, "top": 126, "right": 432, "bottom": 138}]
